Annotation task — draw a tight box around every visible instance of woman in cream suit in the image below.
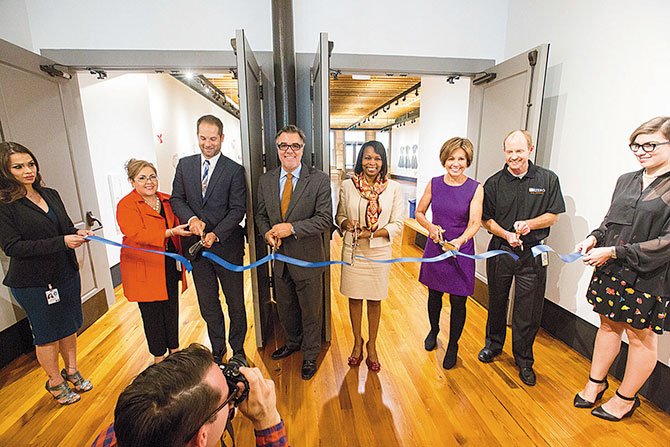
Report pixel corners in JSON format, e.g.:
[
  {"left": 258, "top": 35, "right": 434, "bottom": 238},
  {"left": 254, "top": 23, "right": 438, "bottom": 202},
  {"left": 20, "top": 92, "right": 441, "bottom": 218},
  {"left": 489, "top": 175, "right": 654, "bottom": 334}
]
[{"left": 336, "top": 141, "right": 403, "bottom": 372}]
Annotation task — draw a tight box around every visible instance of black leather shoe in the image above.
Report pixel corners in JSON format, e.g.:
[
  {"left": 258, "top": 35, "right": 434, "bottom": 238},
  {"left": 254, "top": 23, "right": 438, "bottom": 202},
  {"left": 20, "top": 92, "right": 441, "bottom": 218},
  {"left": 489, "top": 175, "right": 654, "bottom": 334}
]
[
  {"left": 271, "top": 345, "right": 299, "bottom": 360},
  {"left": 591, "top": 391, "right": 640, "bottom": 422},
  {"left": 301, "top": 360, "right": 317, "bottom": 380},
  {"left": 213, "top": 351, "right": 227, "bottom": 366},
  {"left": 229, "top": 352, "right": 248, "bottom": 367},
  {"left": 574, "top": 376, "right": 609, "bottom": 408},
  {"left": 442, "top": 344, "right": 458, "bottom": 370},
  {"left": 519, "top": 367, "right": 537, "bottom": 386},
  {"left": 477, "top": 348, "right": 501, "bottom": 363},
  {"left": 424, "top": 331, "right": 438, "bottom": 351}
]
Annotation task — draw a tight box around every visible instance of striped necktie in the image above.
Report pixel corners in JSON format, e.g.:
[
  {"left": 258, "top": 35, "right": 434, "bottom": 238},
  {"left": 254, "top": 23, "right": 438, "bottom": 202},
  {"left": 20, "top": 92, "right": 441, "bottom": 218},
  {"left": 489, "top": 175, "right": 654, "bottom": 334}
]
[
  {"left": 281, "top": 173, "right": 293, "bottom": 219},
  {"left": 202, "top": 160, "right": 210, "bottom": 197}
]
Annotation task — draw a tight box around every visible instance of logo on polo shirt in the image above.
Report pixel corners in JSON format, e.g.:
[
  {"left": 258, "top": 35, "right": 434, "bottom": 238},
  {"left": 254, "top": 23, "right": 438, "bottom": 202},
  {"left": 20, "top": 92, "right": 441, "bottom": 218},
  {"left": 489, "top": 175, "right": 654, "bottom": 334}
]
[{"left": 528, "top": 187, "right": 545, "bottom": 194}]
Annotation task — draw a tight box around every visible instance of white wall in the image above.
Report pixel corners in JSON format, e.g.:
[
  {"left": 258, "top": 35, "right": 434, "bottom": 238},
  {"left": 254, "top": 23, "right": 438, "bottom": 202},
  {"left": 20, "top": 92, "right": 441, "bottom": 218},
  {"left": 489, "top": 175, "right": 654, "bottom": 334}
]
[
  {"left": 505, "top": 0, "right": 670, "bottom": 364},
  {"left": 146, "top": 75, "right": 242, "bottom": 187},
  {"left": 416, "top": 76, "right": 471, "bottom": 206},
  {"left": 79, "top": 73, "right": 241, "bottom": 267},
  {"left": 0, "top": 0, "right": 33, "bottom": 50},
  {"left": 79, "top": 73, "right": 156, "bottom": 267},
  {"left": 1, "top": 0, "right": 506, "bottom": 61},
  {"left": 389, "top": 120, "right": 420, "bottom": 179}
]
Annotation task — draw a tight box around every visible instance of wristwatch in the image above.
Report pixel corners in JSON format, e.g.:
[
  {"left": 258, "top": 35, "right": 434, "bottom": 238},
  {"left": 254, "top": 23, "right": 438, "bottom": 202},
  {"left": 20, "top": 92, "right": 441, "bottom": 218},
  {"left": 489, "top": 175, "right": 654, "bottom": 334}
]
[
  {"left": 610, "top": 246, "right": 617, "bottom": 259},
  {"left": 291, "top": 224, "right": 297, "bottom": 238}
]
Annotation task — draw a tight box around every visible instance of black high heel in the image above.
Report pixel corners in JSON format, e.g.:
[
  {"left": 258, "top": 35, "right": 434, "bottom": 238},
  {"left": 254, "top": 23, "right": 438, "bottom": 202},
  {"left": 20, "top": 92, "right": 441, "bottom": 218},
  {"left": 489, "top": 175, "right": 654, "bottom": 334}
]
[
  {"left": 574, "top": 375, "right": 609, "bottom": 408},
  {"left": 591, "top": 390, "right": 640, "bottom": 421}
]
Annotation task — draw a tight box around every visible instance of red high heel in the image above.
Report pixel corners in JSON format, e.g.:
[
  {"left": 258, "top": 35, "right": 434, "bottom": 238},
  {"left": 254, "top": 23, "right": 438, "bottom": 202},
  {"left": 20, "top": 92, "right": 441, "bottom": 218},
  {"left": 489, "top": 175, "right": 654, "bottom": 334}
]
[
  {"left": 348, "top": 337, "right": 364, "bottom": 367},
  {"left": 365, "top": 357, "right": 381, "bottom": 372},
  {"left": 365, "top": 341, "right": 381, "bottom": 372}
]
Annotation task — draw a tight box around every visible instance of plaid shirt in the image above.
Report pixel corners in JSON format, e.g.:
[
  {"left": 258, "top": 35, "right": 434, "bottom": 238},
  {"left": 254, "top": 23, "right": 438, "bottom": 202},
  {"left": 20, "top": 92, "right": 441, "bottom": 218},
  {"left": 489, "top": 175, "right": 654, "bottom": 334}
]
[{"left": 90, "top": 421, "right": 287, "bottom": 447}]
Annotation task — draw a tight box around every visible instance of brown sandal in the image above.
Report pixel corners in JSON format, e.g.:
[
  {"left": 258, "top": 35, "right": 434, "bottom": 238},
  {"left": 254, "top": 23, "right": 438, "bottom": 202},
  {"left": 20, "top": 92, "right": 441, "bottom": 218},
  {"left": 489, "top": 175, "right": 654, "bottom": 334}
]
[{"left": 45, "top": 380, "right": 81, "bottom": 405}]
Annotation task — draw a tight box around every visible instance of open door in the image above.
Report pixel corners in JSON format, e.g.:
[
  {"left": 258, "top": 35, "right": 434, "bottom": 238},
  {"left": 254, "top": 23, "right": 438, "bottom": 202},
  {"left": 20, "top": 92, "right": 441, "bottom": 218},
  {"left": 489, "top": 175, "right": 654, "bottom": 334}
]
[
  {"left": 310, "top": 33, "right": 333, "bottom": 342},
  {"left": 466, "top": 44, "right": 550, "bottom": 295},
  {"left": 234, "top": 30, "right": 273, "bottom": 348},
  {"left": 0, "top": 39, "right": 114, "bottom": 365}
]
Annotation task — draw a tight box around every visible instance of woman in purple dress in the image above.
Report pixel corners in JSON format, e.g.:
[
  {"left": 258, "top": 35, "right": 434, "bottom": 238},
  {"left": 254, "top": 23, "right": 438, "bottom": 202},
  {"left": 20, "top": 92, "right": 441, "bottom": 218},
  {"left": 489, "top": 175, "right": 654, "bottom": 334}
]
[{"left": 416, "top": 137, "right": 483, "bottom": 369}]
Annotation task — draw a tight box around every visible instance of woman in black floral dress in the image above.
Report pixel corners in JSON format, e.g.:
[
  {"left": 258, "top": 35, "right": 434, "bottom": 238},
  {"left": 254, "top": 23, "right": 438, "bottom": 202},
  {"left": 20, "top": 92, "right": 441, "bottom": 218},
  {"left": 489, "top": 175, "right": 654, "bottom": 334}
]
[{"left": 573, "top": 116, "right": 670, "bottom": 421}]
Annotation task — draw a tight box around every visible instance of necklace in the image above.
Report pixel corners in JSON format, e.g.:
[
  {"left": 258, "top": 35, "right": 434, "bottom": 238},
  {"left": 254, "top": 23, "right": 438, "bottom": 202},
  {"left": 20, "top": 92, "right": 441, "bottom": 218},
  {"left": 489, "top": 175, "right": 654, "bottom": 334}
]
[
  {"left": 25, "top": 189, "right": 42, "bottom": 202},
  {"left": 144, "top": 195, "right": 161, "bottom": 213}
]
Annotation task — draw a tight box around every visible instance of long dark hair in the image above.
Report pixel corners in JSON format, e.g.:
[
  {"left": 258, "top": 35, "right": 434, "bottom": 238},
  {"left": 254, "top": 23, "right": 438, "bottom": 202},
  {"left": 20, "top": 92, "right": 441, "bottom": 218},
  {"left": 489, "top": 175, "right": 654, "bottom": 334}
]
[
  {"left": 0, "top": 142, "right": 44, "bottom": 204},
  {"left": 354, "top": 140, "right": 388, "bottom": 179}
]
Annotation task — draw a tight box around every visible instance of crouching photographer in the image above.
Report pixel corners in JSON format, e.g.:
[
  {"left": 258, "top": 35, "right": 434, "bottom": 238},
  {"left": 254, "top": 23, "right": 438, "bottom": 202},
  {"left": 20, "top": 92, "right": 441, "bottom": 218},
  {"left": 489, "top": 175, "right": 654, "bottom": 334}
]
[{"left": 91, "top": 343, "right": 287, "bottom": 447}]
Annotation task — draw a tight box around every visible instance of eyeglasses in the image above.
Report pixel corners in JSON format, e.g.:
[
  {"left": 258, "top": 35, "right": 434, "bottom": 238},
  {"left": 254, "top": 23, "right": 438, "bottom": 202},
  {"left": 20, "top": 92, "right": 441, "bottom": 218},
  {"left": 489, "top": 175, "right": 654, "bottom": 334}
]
[
  {"left": 277, "top": 142, "right": 304, "bottom": 152},
  {"left": 134, "top": 174, "right": 158, "bottom": 184},
  {"left": 629, "top": 141, "right": 670, "bottom": 153},
  {"left": 183, "top": 384, "right": 241, "bottom": 442}
]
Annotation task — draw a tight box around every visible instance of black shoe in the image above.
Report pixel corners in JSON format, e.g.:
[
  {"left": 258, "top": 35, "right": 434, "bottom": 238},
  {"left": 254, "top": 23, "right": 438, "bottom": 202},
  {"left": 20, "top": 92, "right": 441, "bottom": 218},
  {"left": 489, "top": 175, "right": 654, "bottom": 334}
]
[
  {"left": 213, "top": 351, "right": 227, "bottom": 366},
  {"left": 442, "top": 344, "right": 458, "bottom": 370},
  {"left": 574, "top": 376, "right": 609, "bottom": 408},
  {"left": 424, "top": 331, "right": 438, "bottom": 351},
  {"left": 271, "top": 345, "right": 299, "bottom": 360},
  {"left": 591, "top": 391, "right": 640, "bottom": 422},
  {"left": 477, "top": 348, "right": 501, "bottom": 363},
  {"left": 519, "top": 367, "right": 536, "bottom": 386},
  {"left": 301, "top": 360, "right": 318, "bottom": 380},
  {"left": 229, "top": 352, "right": 248, "bottom": 367}
]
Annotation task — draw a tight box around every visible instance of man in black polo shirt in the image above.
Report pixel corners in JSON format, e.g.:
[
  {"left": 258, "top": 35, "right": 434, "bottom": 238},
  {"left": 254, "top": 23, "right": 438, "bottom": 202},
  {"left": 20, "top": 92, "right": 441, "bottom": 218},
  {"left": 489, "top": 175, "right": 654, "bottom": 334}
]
[{"left": 477, "top": 130, "right": 565, "bottom": 386}]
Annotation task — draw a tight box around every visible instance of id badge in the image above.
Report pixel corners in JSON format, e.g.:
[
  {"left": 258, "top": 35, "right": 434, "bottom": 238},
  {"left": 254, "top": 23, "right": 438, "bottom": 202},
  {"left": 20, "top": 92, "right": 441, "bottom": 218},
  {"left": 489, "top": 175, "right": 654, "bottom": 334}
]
[
  {"left": 46, "top": 284, "right": 60, "bottom": 305},
  {"left": 541, "top": 251, "right": 549, "bottom": 267}
]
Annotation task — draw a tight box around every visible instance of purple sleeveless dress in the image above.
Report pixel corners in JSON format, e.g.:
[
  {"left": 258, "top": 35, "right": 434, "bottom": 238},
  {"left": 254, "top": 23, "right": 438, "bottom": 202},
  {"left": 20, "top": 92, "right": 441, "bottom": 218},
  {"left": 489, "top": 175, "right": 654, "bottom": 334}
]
[{"left": 419, "top": 176, "right": 479, "bottom": 296}]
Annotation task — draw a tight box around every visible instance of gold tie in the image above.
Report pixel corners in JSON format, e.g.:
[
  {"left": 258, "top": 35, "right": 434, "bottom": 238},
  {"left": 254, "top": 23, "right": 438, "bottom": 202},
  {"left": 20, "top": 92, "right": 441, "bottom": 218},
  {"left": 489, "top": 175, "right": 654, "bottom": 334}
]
[{"left": 281, "top": 173, "right": 293, "bottom": 219}]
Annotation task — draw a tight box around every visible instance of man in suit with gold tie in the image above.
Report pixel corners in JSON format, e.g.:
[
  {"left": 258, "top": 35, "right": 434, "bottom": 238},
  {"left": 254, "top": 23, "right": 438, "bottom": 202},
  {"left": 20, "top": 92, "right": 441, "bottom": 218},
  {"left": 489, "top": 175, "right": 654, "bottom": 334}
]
[{"left": 255, "top": 125, "right": 332, "bottom": 380}]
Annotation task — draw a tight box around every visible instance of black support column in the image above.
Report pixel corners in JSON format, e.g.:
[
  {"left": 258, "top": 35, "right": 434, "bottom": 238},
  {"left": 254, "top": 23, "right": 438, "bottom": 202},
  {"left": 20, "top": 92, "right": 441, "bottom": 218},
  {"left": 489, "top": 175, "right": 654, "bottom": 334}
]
[{"left": 272, "top": 0, "right": 297, "bottom": 129}]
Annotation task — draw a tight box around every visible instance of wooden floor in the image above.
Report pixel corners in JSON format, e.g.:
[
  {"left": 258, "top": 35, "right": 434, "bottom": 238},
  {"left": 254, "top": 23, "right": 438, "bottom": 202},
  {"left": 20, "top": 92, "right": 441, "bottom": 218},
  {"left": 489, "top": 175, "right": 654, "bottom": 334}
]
[{"left": 0, "top": 235, "right": 668, "bottom": 446}]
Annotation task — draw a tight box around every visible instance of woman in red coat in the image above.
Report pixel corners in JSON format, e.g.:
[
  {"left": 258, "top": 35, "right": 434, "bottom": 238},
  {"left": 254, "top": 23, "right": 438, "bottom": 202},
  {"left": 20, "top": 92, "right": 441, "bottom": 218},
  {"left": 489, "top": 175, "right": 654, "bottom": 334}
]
[{"left": 117, "top": 159, "right": 191, "bottom": 364}]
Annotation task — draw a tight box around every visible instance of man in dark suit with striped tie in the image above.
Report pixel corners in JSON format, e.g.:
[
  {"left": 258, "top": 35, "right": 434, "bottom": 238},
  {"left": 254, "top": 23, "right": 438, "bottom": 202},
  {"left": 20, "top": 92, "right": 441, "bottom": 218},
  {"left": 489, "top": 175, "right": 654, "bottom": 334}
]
[
  {"left": 170, "top": 115, "right": 247, "bottom": 366},
  {"left": 256, "top": 125, "right": 332, "bottom": 380}
]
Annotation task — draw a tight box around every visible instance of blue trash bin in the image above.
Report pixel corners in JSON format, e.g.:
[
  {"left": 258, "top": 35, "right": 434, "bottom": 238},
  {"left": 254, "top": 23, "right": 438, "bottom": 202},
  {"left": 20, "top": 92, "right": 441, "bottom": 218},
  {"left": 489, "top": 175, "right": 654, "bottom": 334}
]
[{"left": 408, "top": 199, "right": 416, "bottom": 218}]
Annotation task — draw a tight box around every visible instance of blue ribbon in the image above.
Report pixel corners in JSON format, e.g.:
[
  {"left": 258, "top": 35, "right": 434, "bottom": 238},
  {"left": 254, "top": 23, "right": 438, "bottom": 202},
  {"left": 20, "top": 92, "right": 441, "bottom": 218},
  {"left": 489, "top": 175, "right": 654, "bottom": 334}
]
[
  {"left": 86, "top": 235, "right": 193, "bottom": 272},
  {"left": 531, "top": 244, "right": 583, "bottom": 263},
  {"left": 201, "top": 251, "right": 350, "bottom": 272},
  {"left": 355, "top": 248, "right": 518, "bottom": 264}
]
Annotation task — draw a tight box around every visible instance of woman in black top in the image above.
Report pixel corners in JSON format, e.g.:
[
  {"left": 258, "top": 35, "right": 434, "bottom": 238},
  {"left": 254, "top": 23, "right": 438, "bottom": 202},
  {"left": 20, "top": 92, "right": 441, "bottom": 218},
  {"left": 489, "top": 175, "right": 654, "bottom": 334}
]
[
  {"left": 0, "top": 142, "right": 93, "bottom": 405},
  {"left": 573, "top": 117, "right": 670, "bottom": 421}
]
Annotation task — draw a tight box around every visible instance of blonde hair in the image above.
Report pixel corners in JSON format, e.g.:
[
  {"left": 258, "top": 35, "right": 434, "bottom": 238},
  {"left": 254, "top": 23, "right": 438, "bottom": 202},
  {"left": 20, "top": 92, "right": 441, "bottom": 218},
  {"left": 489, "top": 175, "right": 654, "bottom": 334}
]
[
  {"left": 503, "top": 130, "right": 533, "bottom": 149},
  {"left": 125, "top": 159, "right": 157, "bottom": 181},
  {"left": 439, "top": 137, "right": 474, "bottom": 167}
]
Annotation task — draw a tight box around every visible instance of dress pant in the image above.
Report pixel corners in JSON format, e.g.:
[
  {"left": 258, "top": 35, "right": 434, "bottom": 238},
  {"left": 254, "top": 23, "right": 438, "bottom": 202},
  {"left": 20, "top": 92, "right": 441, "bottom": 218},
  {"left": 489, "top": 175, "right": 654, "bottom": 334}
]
[
  {"left": 484, "top": 245, "right": 547, "bottom": 368},
  {"left": 191, "top": 255, "right": 246, "bottom": 356},
  {"left": 137, "top": 261, "right": 180, "bottom": 357},
  {"left": 274, "top": 265, "right": 323, "bottom": 361}
]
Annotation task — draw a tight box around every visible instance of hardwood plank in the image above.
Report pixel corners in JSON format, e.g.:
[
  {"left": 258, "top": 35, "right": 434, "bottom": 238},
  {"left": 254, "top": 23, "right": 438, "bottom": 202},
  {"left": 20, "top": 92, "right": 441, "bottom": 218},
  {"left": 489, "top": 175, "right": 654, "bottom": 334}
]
[{"left": 0, "top": 235, "right": 667, "bottom": 446}]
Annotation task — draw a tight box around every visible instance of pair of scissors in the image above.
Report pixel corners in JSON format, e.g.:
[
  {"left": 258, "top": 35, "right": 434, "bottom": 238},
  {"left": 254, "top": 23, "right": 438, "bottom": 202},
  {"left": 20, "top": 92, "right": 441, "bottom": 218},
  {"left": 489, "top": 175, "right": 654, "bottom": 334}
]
[
  {"left": 436, "top": 227, "right": 457, "bottom": 252},
  {"left": 350, "top": 226, "right": 359, "bottom": 265}
]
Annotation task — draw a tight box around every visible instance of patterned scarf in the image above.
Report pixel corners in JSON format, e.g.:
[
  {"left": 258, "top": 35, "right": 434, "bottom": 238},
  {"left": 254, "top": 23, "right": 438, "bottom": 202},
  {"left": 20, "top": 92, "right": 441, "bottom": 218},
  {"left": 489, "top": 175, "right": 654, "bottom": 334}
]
[{"left": 351, "top": 173, "right": 388, "bottom": 231}]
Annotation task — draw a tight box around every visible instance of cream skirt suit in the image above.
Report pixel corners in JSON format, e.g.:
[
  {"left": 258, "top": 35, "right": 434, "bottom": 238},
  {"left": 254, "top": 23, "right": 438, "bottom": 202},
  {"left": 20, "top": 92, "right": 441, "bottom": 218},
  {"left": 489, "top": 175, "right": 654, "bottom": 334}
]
[{"left": 336, "top": 178, "right": 404, "bottom": 300}]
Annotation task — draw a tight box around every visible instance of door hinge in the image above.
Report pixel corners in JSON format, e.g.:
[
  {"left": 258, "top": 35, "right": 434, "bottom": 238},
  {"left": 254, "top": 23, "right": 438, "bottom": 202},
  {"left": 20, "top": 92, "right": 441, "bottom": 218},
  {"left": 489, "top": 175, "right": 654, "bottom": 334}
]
[
  {"left": 311, "top": 153, "right": 316, "bottom": 167},
  {"left": 261, "top": 153, "right": 267, "bottom": 167},
  {"left": 310, "top": 83, "right": 314, "bottom": 101},
  {"left": 259, "top": 84, "right": 263, "bottom": 100}
]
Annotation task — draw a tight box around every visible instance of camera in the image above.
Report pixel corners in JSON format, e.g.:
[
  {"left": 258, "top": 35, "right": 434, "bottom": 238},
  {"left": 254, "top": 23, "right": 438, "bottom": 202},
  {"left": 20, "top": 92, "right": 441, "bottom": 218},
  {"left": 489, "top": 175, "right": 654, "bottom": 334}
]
[{"left": 219, "top": 361, "right": 249, "bottom": 406}]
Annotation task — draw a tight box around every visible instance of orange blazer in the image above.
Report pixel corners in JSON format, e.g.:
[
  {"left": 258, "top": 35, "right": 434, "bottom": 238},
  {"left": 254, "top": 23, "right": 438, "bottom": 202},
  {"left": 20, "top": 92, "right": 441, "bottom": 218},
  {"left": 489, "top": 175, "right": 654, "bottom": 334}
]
[{"left": 116, "top": 190, "right": 187, "bottom": 302}]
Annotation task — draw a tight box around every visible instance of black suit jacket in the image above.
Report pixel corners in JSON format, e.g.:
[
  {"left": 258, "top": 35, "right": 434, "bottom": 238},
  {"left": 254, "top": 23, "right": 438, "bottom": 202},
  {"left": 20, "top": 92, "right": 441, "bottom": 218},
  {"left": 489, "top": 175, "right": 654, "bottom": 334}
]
[
  {"left": 170, "top": 153, "right": 247, "bottom": 261},
  {"left": 256, "top": 163, "right": 332, "bottom": 280},
  {"left": 0, "top": 187, "right": 79, "bottom": 287}
]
